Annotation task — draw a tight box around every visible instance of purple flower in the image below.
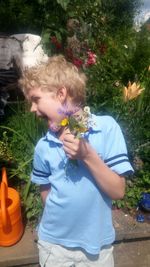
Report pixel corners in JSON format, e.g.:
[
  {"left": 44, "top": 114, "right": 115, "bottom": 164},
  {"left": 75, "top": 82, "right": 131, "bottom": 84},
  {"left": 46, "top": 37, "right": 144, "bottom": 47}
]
[{"left": 58, "top": 105, "right": 80, "bottom": 117}]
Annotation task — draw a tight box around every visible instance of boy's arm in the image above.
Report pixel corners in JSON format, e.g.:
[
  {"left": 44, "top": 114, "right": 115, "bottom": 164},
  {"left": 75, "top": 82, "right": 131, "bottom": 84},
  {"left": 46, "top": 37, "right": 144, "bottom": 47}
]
[
  {"left": 63, "top": 135, "right": 125, "bottom": 200},
  {"left": 31, "top": 145, "right": 52, "bottom": 205},
  {"left": 63, "top": 116, "right": 134, "bottom": 200},
  {"left": 40, "top": 184, "right": 51, "bottom": 205},
  {"left": 82, "top": 146, "right": 126, "bottom": 200}
]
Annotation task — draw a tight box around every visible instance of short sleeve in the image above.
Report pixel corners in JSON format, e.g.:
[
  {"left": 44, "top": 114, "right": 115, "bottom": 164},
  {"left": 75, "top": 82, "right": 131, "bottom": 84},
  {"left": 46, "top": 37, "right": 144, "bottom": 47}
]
[
  {"left": 103, "top": 117, "right": 134, "bottom": 176},
  {"left": 31, "top": 148, "right": 51, "bottom": 185}
]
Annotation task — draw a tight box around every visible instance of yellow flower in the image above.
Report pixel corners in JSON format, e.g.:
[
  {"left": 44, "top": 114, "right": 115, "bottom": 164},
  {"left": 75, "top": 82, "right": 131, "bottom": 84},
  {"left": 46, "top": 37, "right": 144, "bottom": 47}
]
[
  {"left": 75, "top": 126, "right": 88, "bottom": 133},
  {"left": 123, "top": 81, "right": 144, "bottom": 102},
  {"left": 60, "top": 118, "right": 69, "bottom": 126}
]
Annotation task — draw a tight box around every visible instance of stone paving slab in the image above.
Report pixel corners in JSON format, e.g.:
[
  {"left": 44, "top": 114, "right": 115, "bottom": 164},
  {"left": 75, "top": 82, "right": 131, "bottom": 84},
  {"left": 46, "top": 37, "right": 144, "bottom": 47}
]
[
  {"left": 0, "top": 209, "right": 150, "bottom": 267},
  {"left": 113, "top": 209, "right": 150, "bottom": 241},
  {"left": 0, "top": 227, "right": 38, "bottom": 267},
  {"left": 114, "top": 240, "right": 150, "bottom": 267}
]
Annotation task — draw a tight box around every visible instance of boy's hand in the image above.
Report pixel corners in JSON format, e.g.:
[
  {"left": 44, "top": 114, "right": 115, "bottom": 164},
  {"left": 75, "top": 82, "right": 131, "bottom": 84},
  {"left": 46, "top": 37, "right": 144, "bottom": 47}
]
[{"left": 63, "top": 131, "right": 92, "bottom": 160}]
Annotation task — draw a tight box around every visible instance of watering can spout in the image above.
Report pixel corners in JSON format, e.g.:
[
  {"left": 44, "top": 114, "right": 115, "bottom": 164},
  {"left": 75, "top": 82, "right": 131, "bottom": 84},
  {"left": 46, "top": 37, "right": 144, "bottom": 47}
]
[
  {"left": 2, "top": 167, "right": 8, "bottom": 186},
  {"left": 0, "top": 167, "right": 24, "bottom": 246}
]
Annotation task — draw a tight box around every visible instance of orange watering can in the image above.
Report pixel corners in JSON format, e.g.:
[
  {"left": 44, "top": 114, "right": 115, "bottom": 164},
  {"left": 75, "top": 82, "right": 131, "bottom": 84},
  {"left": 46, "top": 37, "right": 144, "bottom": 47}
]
[{"left": 0, "top": 167, "right": 24, "bottom": 246}]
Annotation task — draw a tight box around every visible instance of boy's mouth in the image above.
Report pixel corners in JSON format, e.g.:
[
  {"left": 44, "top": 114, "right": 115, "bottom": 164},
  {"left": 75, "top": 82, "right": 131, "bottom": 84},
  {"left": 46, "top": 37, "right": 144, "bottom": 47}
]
[
  {"left": 37, "top": 113, "right": 48, "bottom": 120},
  {"left": 37, "top": 114, "right": 50, "bottom": 125}
]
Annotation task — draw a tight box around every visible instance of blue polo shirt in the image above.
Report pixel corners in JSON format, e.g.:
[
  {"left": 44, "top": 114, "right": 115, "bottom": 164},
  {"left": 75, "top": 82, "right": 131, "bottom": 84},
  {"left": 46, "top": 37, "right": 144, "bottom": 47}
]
[{"left": 31, "top": 115, "right": 134, "bottom": 254}]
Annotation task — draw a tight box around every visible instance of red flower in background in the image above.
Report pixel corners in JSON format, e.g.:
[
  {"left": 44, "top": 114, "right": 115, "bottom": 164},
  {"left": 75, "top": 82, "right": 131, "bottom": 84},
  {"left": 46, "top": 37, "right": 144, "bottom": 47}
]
[
  {"left": 50, "top": 35, "right": 97, "bottom": 69},
  {"left": 85, "top": 51, "right": 97, "bottom": 67},
  {"left": 72, "top": 58, "right": 83, "bottom": 68}
]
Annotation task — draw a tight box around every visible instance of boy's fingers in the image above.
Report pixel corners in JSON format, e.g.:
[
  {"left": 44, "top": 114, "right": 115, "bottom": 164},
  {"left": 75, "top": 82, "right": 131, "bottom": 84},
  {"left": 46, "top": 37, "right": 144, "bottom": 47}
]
[{"left": 63, "top": 134, "right": 76, "bottom": 143}]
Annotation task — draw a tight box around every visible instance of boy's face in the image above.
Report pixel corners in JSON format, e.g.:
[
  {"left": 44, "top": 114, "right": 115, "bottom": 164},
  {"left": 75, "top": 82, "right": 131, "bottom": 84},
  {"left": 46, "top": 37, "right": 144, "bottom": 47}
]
[{"left": 27, "top": 87, "right": 65, "bottom": 132}]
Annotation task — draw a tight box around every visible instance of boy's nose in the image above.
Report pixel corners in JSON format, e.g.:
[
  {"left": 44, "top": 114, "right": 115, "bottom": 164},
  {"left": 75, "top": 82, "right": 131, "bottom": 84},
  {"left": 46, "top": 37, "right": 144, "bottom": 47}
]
[{"left": 30, "top": 103, "right": 37, "bottom": 112}]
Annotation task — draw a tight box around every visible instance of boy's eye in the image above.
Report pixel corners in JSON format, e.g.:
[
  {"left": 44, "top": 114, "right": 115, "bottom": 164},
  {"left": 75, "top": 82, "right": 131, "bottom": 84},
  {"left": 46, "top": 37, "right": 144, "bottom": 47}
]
[{"left": 31, "top": 96, "right": 40, "bottom": 103}]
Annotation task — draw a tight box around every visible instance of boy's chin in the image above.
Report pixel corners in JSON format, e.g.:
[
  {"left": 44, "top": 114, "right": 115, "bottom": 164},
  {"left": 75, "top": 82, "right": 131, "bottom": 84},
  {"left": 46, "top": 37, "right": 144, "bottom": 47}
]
[{"left": 48, "top": 123, "right": 61, "bottom": 133}]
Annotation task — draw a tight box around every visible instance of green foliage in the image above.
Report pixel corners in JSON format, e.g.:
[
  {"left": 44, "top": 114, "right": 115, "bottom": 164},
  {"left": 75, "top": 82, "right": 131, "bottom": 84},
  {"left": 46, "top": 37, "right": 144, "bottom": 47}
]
[
  {"left": 0, "top": 102, "right": 47, "bottom": 222},
  {"left": 67, "top": 0, "right": 141, "bottom": 36},
  {"left": 0, "top": 132, "right": 13, "bottom": 166},
  {"left": 56, "top": 0, "right": 70, "bottom": 10},
  {"left": 114, "top": 139, "right": 150, "bottom": 210},
  {"left": 24, "top": 185, "right": 43, "bottom": 223},
  {"left": 117, "top": 169, "right": 150, "bottom": 210},
  {"left": 0, "top": 0, "right": 68, "bottom": 35}
]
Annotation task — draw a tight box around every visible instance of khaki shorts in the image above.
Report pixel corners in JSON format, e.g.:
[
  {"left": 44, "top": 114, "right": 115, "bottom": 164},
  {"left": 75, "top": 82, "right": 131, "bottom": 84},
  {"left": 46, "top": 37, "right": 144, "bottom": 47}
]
[{"left": 38, "top": 240, "right": 114, "bottom": 267}]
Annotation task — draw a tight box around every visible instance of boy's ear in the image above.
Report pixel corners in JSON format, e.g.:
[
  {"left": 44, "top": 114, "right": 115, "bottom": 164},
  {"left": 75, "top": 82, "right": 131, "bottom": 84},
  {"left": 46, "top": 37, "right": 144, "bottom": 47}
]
[{"left": 57, "top": 86, "right": 67, "bottom": 103}]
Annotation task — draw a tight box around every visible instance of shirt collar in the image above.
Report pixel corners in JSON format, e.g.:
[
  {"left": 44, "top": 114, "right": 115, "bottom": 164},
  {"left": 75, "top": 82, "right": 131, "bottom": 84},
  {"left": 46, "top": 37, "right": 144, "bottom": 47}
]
[
  {"left": 45, "top": 131, "right": 62, "bottom": 144},
  {"left": 88, "top": 114, "right": 102, "bottom": 132}
]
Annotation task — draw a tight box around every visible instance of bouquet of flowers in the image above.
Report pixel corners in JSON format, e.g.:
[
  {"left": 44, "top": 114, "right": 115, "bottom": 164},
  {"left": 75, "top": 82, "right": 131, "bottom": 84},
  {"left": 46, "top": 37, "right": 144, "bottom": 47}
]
[
  {"left": 60, "top": 106, "right": 91, "bottom": 137},
  {"left": 59, "top": 105, "right": 92, "bottom": 168}
]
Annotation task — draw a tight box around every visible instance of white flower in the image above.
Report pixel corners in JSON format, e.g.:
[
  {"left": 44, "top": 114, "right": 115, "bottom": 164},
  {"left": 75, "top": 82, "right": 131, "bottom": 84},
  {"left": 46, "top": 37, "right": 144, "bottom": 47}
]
[
  {"left": 83, "top": 106, "right": 91, "bottom": 114},
  {"left": 114, "top": 81, "right": 120, "bottom": 87}
]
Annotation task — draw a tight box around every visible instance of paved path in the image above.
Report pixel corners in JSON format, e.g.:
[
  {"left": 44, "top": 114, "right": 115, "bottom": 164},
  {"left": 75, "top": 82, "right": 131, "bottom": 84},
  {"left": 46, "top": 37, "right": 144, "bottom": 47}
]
[
  {"left": 0, "top": 209, "right": 150, "bottom": 267},
  {"left": 114, "top": 239, "right": 150, "bottom": 267},
  {"left": 0, "top": 228, "right": 38, "bottom": 267}
]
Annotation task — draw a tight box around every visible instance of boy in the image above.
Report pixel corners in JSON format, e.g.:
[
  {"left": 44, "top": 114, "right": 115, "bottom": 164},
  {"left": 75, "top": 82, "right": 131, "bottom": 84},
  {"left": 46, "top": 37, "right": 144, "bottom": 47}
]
[{"left": 19, "top": 55, "right": 133, "bottom": 267}]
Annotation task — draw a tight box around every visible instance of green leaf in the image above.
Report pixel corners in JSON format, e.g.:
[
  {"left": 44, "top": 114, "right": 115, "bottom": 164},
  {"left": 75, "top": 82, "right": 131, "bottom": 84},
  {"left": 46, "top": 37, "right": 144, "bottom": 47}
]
[{"left": 56, "top": 0, "right": 70, "bottom": 10}]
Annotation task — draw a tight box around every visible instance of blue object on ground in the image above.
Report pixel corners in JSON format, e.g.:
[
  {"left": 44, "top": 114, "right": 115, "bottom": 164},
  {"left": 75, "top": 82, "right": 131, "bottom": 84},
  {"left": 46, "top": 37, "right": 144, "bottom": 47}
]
[
  {"left": 136, "top": 214, "right": 145, "bottom": 222},
  {"left": 139, "top": 193, "right": 150, "bottom": 212}
]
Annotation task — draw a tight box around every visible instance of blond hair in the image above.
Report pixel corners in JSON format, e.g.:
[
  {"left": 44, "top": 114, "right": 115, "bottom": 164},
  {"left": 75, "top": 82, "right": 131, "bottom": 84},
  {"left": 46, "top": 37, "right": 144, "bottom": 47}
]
[{"left": 19, "top": 55, "right": 87, "bottom": 105}]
